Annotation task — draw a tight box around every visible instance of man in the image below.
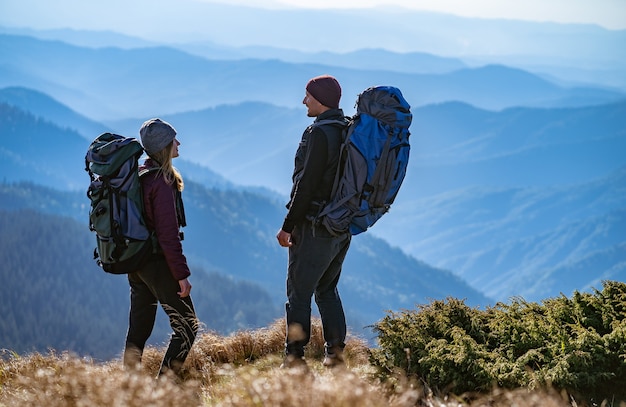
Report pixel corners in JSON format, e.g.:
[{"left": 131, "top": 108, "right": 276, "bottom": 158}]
[{"left": 276, "top": 74, "right": 351, "bottom": 369}]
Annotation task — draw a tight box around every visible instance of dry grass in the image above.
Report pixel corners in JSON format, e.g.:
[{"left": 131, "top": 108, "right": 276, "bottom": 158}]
[{"left": 0, "top": 319, "right": 581, "bottom": 407}]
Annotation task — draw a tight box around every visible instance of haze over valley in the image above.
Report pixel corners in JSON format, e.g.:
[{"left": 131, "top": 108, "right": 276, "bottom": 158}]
[{"left": 0, "top": 1, "right": 624, "bottom": 358}]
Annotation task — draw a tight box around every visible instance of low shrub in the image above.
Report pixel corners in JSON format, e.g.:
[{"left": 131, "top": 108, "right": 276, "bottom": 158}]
[{"left": 370, "top": 280, "right": 626, "bottom": 404}]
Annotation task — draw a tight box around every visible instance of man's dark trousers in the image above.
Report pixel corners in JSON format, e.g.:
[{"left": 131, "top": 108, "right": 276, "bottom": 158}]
[{"left": 285, "top": 220, "right": 351, "bottom": 357}]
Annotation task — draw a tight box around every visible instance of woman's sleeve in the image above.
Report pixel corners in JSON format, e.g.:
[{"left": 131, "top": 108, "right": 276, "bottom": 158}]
[{"left": 150, "top": 179, "right": 191, "bottom": 280}]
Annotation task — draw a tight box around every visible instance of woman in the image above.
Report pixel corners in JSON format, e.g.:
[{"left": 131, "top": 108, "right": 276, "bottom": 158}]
[{"left": 123, "top": 118, "right": 198, "bottom": 378}]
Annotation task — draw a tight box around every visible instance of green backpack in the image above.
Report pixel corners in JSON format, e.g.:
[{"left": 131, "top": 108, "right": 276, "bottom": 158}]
[{"left": 85, "top": 133, "right": 154, "bottom": 274}]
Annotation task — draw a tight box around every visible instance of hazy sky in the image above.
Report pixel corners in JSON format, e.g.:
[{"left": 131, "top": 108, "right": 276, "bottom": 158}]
[
  {"left": 1, "top": 0, "right": 625, "bottom": 31},
  {"left": 210, "top": 0, "right": 626, "bottom": 29},
  {"left": 1, "top": 0, "right": 624, "bottom": 56}
]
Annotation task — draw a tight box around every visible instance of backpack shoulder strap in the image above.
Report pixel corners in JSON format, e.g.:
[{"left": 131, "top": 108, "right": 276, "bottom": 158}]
[
  {"left": 314, "top": 118, "right": 348, "bottom": 126},
  {"left": 312, "top": 117, "right": 352, "bottom": 199},
  {"left": 139, "top": 166, "right": 160, "bottom": 178},
  {"left": 139, "top": 166, "right": 187, "bottom": 231},
  {"left": 312, "top": 118, "right": 350, "bottom": 133}
]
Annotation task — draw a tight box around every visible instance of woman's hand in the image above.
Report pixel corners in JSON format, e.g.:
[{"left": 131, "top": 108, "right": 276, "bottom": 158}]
[{"left": 178, "top": 278, "right": 192, "bottom": 298}]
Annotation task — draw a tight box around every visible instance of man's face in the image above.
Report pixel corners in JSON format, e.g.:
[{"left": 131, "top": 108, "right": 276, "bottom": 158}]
[{"left": 303, "top": 91, "right": 325, "bottom": 117}]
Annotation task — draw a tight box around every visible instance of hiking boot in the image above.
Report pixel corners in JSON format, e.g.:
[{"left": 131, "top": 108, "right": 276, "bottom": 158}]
[
  {"left": 322, "top": 350, "right": 345, "bottom": 368},
  {"left": 280, "top": 354, "right": 308, "bottom": 370}
]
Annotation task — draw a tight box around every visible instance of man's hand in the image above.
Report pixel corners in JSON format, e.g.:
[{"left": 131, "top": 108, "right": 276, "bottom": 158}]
[
  {"left": 178, "top": 278, "right": 192, "bottom": 298},
  {"left": 276, "top": 229, "right": 293, "bottom": 247}
]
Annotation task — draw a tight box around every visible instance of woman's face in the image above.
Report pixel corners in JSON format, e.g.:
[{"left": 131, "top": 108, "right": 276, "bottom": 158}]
[{"left": 171, "top": 138, "right": 180, "bottom": 158}]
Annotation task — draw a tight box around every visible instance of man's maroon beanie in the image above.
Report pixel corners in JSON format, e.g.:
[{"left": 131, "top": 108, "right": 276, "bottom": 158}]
[{"left": 306, "top": 75, "right": 341, "bottom": 108}]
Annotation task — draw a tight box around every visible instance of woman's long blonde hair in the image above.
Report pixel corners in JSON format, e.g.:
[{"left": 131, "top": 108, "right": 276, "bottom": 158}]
[{"left": 149, "top": 141, "right": 184, "bottom": 192}]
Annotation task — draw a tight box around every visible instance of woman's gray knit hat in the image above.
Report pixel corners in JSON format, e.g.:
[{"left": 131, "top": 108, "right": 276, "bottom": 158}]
[{"left": 139, "top": 118, "right": 177, "bottom": 155}]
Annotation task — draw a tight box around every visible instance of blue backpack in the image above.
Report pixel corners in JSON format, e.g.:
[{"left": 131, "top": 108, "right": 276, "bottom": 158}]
[{"left": 317, "top": 86, "right": 412, "bottom": 235}]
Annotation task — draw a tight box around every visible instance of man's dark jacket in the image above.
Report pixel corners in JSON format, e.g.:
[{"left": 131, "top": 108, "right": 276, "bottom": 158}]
[{"left": 282, "top": 108, "right": 347, "bottom": 233}]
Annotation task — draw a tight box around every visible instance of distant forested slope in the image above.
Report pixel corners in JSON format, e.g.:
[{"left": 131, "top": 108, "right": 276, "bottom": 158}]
[{"left": 0, "top": 207, "right": 281, "bottom": 360}]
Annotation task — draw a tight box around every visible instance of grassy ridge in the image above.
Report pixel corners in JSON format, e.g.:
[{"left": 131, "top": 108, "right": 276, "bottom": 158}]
[{"left": 1, "top": 319, "right": 577, "bottom": 406}]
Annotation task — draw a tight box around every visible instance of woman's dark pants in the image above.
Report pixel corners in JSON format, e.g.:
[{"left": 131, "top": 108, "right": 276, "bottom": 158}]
[{"left": 123, "top": 256, "right": 198, "bottom": 376}]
